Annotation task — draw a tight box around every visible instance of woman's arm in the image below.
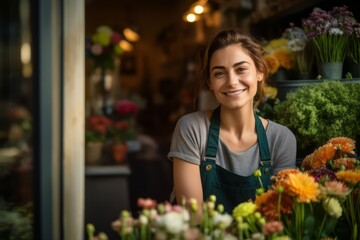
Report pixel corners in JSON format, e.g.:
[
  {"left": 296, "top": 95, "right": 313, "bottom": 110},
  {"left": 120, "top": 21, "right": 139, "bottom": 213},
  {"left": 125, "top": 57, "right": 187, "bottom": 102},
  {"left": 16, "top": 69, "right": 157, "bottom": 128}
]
[{"left": 173, "top": 157, "right": 203, "bottom": 220}]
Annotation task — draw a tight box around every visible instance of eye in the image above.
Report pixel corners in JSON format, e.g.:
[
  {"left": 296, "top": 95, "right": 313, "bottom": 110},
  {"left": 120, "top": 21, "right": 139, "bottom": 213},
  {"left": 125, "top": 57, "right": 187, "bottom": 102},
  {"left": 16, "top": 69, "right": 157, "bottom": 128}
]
[
  {"left": 235, "top": 67, "right": 247, "bottom": 74},
  {"left": 213, "top": 71, "right": 225, "bottom": 77}
]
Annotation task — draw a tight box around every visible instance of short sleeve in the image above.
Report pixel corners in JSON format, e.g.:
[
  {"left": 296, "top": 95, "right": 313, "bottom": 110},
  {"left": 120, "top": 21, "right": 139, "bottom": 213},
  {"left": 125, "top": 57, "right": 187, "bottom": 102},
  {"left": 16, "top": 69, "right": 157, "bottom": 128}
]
[
  {"left": 268, "top": 121, "right": 297, "bottom": 174},
  {"left": 167, "top": 112, "right": 207, "bottom": 165}
]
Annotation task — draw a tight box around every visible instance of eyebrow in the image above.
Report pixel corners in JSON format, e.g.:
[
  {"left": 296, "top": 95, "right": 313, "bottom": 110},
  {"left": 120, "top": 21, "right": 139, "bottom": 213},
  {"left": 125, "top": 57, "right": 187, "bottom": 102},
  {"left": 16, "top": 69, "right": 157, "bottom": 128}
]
[{"left": 210, "top": 61, "right": 250, "bottom": 72}]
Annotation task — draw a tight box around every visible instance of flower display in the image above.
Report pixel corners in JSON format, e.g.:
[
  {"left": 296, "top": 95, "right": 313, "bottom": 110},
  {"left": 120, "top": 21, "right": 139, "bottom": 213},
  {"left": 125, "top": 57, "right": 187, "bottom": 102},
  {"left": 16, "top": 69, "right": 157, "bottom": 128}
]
[
  {"left": 282, "top": 23, "right": 314, "bottom": 76},
  {"left": 263, "top": 38, "right": 295, "bottom": 75},
  {"left": 85, "top": 115, "right": 112, "bottom": 143},
  {"left": 301, "top": 136, "right": 360, "bottom": 240},
  {"left": 86, "top": 137, "right": 359, "bottom": 240},
  {"left": 85, "top": 25, "right": 124, "bottom": 70},
  {"left": 302, "top": 5, "right": 355, "bottom": 63},
  {"left": 109, "top": 100, "right": 140, "bottom": 143}
]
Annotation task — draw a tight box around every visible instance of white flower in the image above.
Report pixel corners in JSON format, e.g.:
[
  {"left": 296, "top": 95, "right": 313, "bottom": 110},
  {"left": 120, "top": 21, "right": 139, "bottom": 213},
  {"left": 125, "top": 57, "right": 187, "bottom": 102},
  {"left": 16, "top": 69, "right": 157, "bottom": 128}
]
[
  {"left": 139, "top": 214, "right": 148, "bottom": 225},
  {"left": 213, "top": 213, "right": 233, "bottom": 228},
  {"left": 159, "top": 212, "right": 186, "bottom": 235},
  {"left": 329, "top": 28, "right": 344, "bottom": 35},
  {"left": 323, "top": 197, "right": 342, "bottom": 218},
  {"left": 288, "top": 39, "right": 306, "bottom": 52}
]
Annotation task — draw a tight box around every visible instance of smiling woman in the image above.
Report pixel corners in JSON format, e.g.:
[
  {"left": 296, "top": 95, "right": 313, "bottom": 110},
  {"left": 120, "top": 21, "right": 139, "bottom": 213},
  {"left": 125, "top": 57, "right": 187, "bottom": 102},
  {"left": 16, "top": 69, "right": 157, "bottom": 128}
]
[{"left": 168, "top": 28, "right": 297, "bottom": 214}]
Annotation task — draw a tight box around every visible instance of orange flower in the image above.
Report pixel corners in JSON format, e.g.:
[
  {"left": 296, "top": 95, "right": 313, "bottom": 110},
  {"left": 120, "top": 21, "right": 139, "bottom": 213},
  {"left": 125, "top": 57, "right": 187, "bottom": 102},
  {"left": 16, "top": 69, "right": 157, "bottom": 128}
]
[
  {"left": 309, "top": 144, "right": 336, "bottom": 169},
  {"left": 272, "top": 169, "right": 300, "bottom": 188},
  {"left": 255, "top": 189, "right": 293, "bottom": 220},
  {"left": 283, "top": 172, "right": 319, "bottom": 203},
  {"left": 264, "top": 55, "right": 280, "bottom": 74},
  {"left": 333, "top": 158, "right": 357, "bottom": 170},
  {"left": 301, "top": 153, "right": 313, "bottom": 170},
  {"left": 273, "top": 49, "right": 294, "bottom": 70},
  {"left": 336, "top": 170, "right": 360, "bottom": 185},
  {"left": 328, "top": 137, "right": 356, "bottom": 155}
]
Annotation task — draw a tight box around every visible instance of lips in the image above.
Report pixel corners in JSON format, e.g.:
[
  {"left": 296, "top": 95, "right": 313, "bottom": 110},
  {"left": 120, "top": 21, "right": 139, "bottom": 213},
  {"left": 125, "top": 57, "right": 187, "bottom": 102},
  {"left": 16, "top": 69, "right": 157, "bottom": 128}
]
[{"left": 223, "top": 89, "right": 246, "bottom": 96}]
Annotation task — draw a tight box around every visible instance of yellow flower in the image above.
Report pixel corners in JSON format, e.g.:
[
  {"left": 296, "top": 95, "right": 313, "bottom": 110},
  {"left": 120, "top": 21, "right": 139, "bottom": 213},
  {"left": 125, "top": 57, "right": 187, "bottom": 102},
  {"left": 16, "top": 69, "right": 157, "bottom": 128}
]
[
  {"left": 264, "top": 85, "right": 278, "bottom": 99},
  {"left": 283, "top": 172, "right": 319, "bottom": 203},
  {"left": 92, "top": 32, "right": 111, "bottom": 46},
  {"left": 232, "top": 202, "right": 257, "bottom": 218},
  {"left": 336, "top": 170, "right": 360, "bottom": 185}
]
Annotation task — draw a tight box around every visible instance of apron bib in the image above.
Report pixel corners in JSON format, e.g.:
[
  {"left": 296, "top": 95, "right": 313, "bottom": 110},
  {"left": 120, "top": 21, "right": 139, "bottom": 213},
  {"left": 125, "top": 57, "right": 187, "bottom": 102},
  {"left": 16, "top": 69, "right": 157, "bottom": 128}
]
[{"left": 201, "top": 106, "right": 272, "bottom": 213}]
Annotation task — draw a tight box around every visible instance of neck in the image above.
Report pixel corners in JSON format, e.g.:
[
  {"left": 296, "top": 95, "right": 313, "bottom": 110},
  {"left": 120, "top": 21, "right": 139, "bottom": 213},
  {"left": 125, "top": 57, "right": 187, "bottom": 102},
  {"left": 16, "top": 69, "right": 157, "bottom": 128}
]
[{"left": 219, "top": 105, "right": 256, "bottom": 136}]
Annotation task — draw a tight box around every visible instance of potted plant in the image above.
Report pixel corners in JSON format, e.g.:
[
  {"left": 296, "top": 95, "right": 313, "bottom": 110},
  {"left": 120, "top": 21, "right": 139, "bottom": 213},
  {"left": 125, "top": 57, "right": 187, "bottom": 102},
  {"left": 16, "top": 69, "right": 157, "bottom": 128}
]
[
  {"left": 302, "top": 6, "right": 354, "bottom": 79},
  {"left": 108, "top": 99, "right": 140, "bottom": 164},
  {"left": 273, "top": 80, "right": 360, "bottom": 158},
  {"left": 85, "top": 114, "right": 111, "bottom": 165}
]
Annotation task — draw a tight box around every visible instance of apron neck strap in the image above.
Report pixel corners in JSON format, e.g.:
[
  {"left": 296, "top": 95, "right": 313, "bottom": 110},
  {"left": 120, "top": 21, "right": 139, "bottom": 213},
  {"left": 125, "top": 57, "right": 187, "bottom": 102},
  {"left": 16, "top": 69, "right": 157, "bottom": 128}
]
[{"left": 205, "top": 106, "right": 271, "bottom": 161}]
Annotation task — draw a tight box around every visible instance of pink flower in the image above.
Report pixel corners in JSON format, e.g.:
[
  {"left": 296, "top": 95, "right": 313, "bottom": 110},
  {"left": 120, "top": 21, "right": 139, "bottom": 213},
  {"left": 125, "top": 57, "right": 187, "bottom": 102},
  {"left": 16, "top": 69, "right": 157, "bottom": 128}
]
[
  {"left": 262, "top": 221, "right": 284, "bottom": 236},
  {"left": 137, "top": 197, "right": 157, "bottom": 209},
  {"left": 114, "top": 100, "right": 139, "bottom": 116},
  {"left": 91, "top": 44, "right": 103, "bottom": 56}
]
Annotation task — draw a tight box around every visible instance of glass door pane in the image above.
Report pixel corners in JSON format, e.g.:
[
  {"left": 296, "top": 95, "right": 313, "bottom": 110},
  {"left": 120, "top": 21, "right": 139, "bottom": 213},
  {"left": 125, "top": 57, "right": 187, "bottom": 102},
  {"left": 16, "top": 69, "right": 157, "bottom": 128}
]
[{"left": 0, "top": 0, "right": 35, "bottom": 239}]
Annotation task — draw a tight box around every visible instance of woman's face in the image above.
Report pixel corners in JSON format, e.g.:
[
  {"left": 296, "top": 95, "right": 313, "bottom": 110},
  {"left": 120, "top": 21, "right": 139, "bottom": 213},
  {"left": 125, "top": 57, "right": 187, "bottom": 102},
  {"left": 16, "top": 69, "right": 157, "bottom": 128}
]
[{"left": 209, "top": 44, "right": 263, "bottom": 110}]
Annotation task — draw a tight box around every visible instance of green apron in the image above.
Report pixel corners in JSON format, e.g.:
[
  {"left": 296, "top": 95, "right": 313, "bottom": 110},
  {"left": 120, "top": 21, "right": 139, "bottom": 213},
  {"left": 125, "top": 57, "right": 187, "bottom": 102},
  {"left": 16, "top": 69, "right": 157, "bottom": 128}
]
[{"left": 201, "top": 106, "right": 273, "bottom": 213}]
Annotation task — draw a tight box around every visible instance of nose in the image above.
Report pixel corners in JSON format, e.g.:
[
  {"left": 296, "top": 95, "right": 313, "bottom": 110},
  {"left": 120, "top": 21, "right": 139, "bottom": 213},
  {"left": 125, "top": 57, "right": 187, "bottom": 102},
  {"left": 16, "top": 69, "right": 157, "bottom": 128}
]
[{"left": 227, "top": 70, "right": 239, "bottom": 86}]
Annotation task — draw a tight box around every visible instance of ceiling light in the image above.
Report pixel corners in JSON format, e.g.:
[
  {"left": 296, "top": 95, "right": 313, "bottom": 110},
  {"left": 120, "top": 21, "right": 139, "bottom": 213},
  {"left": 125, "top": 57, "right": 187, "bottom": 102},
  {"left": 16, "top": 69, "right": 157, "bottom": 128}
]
[
  {"left": 194, "top": 5, "right": 204, "bottom": 14},
  {"left": 119, "top": 40, "right": 133, "bottom": 52},
  {"left": 123, "top": 28, "right": 140, "bottom": 42}
]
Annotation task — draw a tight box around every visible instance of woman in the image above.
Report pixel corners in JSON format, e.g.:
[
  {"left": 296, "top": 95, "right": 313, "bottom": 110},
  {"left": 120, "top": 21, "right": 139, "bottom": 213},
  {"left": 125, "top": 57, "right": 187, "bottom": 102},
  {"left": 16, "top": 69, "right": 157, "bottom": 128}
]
[{"left": 167, "top": 29, "right": 297, "bottom": 214}]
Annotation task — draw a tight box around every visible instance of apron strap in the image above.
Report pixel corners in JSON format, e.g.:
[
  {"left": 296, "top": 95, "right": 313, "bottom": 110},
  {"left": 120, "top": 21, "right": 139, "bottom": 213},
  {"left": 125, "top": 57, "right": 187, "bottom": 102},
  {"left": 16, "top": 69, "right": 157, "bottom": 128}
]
[
  {"left": 206, "top": 106, "right": 221, "bottom": 158},
  {"left": 205, "top": 106, "right": 271, "bottom": 162},
  {"left": 254, "top": 113, "right": 271, "bottom": 161}
]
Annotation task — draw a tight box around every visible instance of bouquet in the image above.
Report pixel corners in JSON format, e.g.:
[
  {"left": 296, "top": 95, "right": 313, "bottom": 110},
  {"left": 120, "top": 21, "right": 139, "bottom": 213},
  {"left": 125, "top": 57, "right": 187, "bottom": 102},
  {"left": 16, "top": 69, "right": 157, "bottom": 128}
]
[
  {"left": 85, "top": 115, "right": 112, "bottom": 143},
  {"left": 302, "top": 5, "right": 355, "bottom": 63},
  {"left": 108, "top": 100, "right": 140, "bottom": 144},
  {"left": 263, "top": 38, "right": 295, "bottom": 75},
  {"left": 282, "top": 23, "right": 314, "bottom": 77},
  {"left": 85, "top": 25, "right": 124, "bottom": 70},
  {"left": 301, "top": 137, "right": 360, "bottom": 240}
]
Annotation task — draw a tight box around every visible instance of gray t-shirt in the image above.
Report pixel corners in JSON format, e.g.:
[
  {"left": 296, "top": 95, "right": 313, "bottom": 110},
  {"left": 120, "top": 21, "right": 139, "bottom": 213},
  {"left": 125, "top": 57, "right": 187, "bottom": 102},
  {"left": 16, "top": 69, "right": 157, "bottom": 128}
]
[{"left": 167, "top": 111, "right": 297, "bottom": 176}]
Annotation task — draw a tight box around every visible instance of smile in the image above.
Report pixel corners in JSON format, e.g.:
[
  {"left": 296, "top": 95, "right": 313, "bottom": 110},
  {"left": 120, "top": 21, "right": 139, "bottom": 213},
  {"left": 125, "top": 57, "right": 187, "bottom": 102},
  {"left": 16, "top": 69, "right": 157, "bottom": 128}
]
[{"left": 223, "top": 89, "right": 246, "bottom": 96}]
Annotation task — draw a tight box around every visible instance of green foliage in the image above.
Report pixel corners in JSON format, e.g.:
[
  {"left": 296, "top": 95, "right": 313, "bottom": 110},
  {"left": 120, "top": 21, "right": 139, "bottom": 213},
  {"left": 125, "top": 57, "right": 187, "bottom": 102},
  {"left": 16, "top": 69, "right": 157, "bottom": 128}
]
[{"left": 274, "top": 80, "right": 360, "bottom": 151}]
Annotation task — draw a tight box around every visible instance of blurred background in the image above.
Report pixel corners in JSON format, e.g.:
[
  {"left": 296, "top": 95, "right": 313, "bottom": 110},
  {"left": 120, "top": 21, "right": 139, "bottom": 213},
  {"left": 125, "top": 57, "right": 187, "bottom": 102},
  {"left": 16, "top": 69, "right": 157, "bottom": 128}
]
[{"left": 0, "top": 0, "right": 359, "bottom": 239}]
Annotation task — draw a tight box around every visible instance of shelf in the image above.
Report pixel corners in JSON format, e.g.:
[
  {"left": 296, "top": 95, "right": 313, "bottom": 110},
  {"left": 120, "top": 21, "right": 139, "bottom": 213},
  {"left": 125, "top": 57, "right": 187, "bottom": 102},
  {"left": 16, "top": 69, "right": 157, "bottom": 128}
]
[{"left": 85, "top": 165, "right": 131, "bottom": 176}]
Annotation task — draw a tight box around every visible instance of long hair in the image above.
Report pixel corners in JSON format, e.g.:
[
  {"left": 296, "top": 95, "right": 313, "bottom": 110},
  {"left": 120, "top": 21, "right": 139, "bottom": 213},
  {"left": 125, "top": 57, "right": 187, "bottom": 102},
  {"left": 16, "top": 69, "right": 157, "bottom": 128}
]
[{"left": 196, "top": 29, "right": 269, "bottom": 109}]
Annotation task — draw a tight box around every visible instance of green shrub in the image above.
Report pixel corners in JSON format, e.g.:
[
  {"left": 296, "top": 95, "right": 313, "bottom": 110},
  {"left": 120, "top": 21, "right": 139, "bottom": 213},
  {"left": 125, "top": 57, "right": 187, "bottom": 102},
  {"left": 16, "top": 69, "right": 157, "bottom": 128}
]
[{"left": 273, "top": 80, "right": 360, "bottom": 153}]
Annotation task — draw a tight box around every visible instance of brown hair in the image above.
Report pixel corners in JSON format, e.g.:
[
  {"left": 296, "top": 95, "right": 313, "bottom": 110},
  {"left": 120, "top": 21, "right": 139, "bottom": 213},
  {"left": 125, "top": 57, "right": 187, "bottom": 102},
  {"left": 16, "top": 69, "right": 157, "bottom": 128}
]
[{"left": 198, "top": 29, "right": 269, "bottom": 109}]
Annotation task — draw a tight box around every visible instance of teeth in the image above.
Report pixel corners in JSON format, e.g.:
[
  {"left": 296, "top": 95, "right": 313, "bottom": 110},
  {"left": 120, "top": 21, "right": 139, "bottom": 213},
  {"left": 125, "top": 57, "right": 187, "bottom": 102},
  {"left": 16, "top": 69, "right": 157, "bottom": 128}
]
[{"left": 225, "top": 89, "right": 245, "bottom": 96}]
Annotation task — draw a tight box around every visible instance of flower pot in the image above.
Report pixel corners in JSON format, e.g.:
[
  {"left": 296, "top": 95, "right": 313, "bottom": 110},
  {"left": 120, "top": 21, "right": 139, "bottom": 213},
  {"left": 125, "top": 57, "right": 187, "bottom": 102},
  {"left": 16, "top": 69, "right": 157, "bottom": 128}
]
[
  {"left": 85, "top": 142, "right": 103, "bottom": 165},
  {"left": 113, "top": 144, "right": 128, "bottom": 164},
  {"left": 317, "top": 62, "right": 343, "bottom": 80}
]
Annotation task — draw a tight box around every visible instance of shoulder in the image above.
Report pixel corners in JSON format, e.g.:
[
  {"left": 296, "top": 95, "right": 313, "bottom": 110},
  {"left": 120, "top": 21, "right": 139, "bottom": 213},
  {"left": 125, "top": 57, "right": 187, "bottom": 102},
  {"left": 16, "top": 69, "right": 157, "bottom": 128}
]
[
  {"left": 267, "top": 120, "right": 295, "bottom": 136},
  {"left": 266, "top": 120, "right": 296, "bottom": 146},
  {"left": 176, "top": 111, "right": 208, "bottom": 129}
]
